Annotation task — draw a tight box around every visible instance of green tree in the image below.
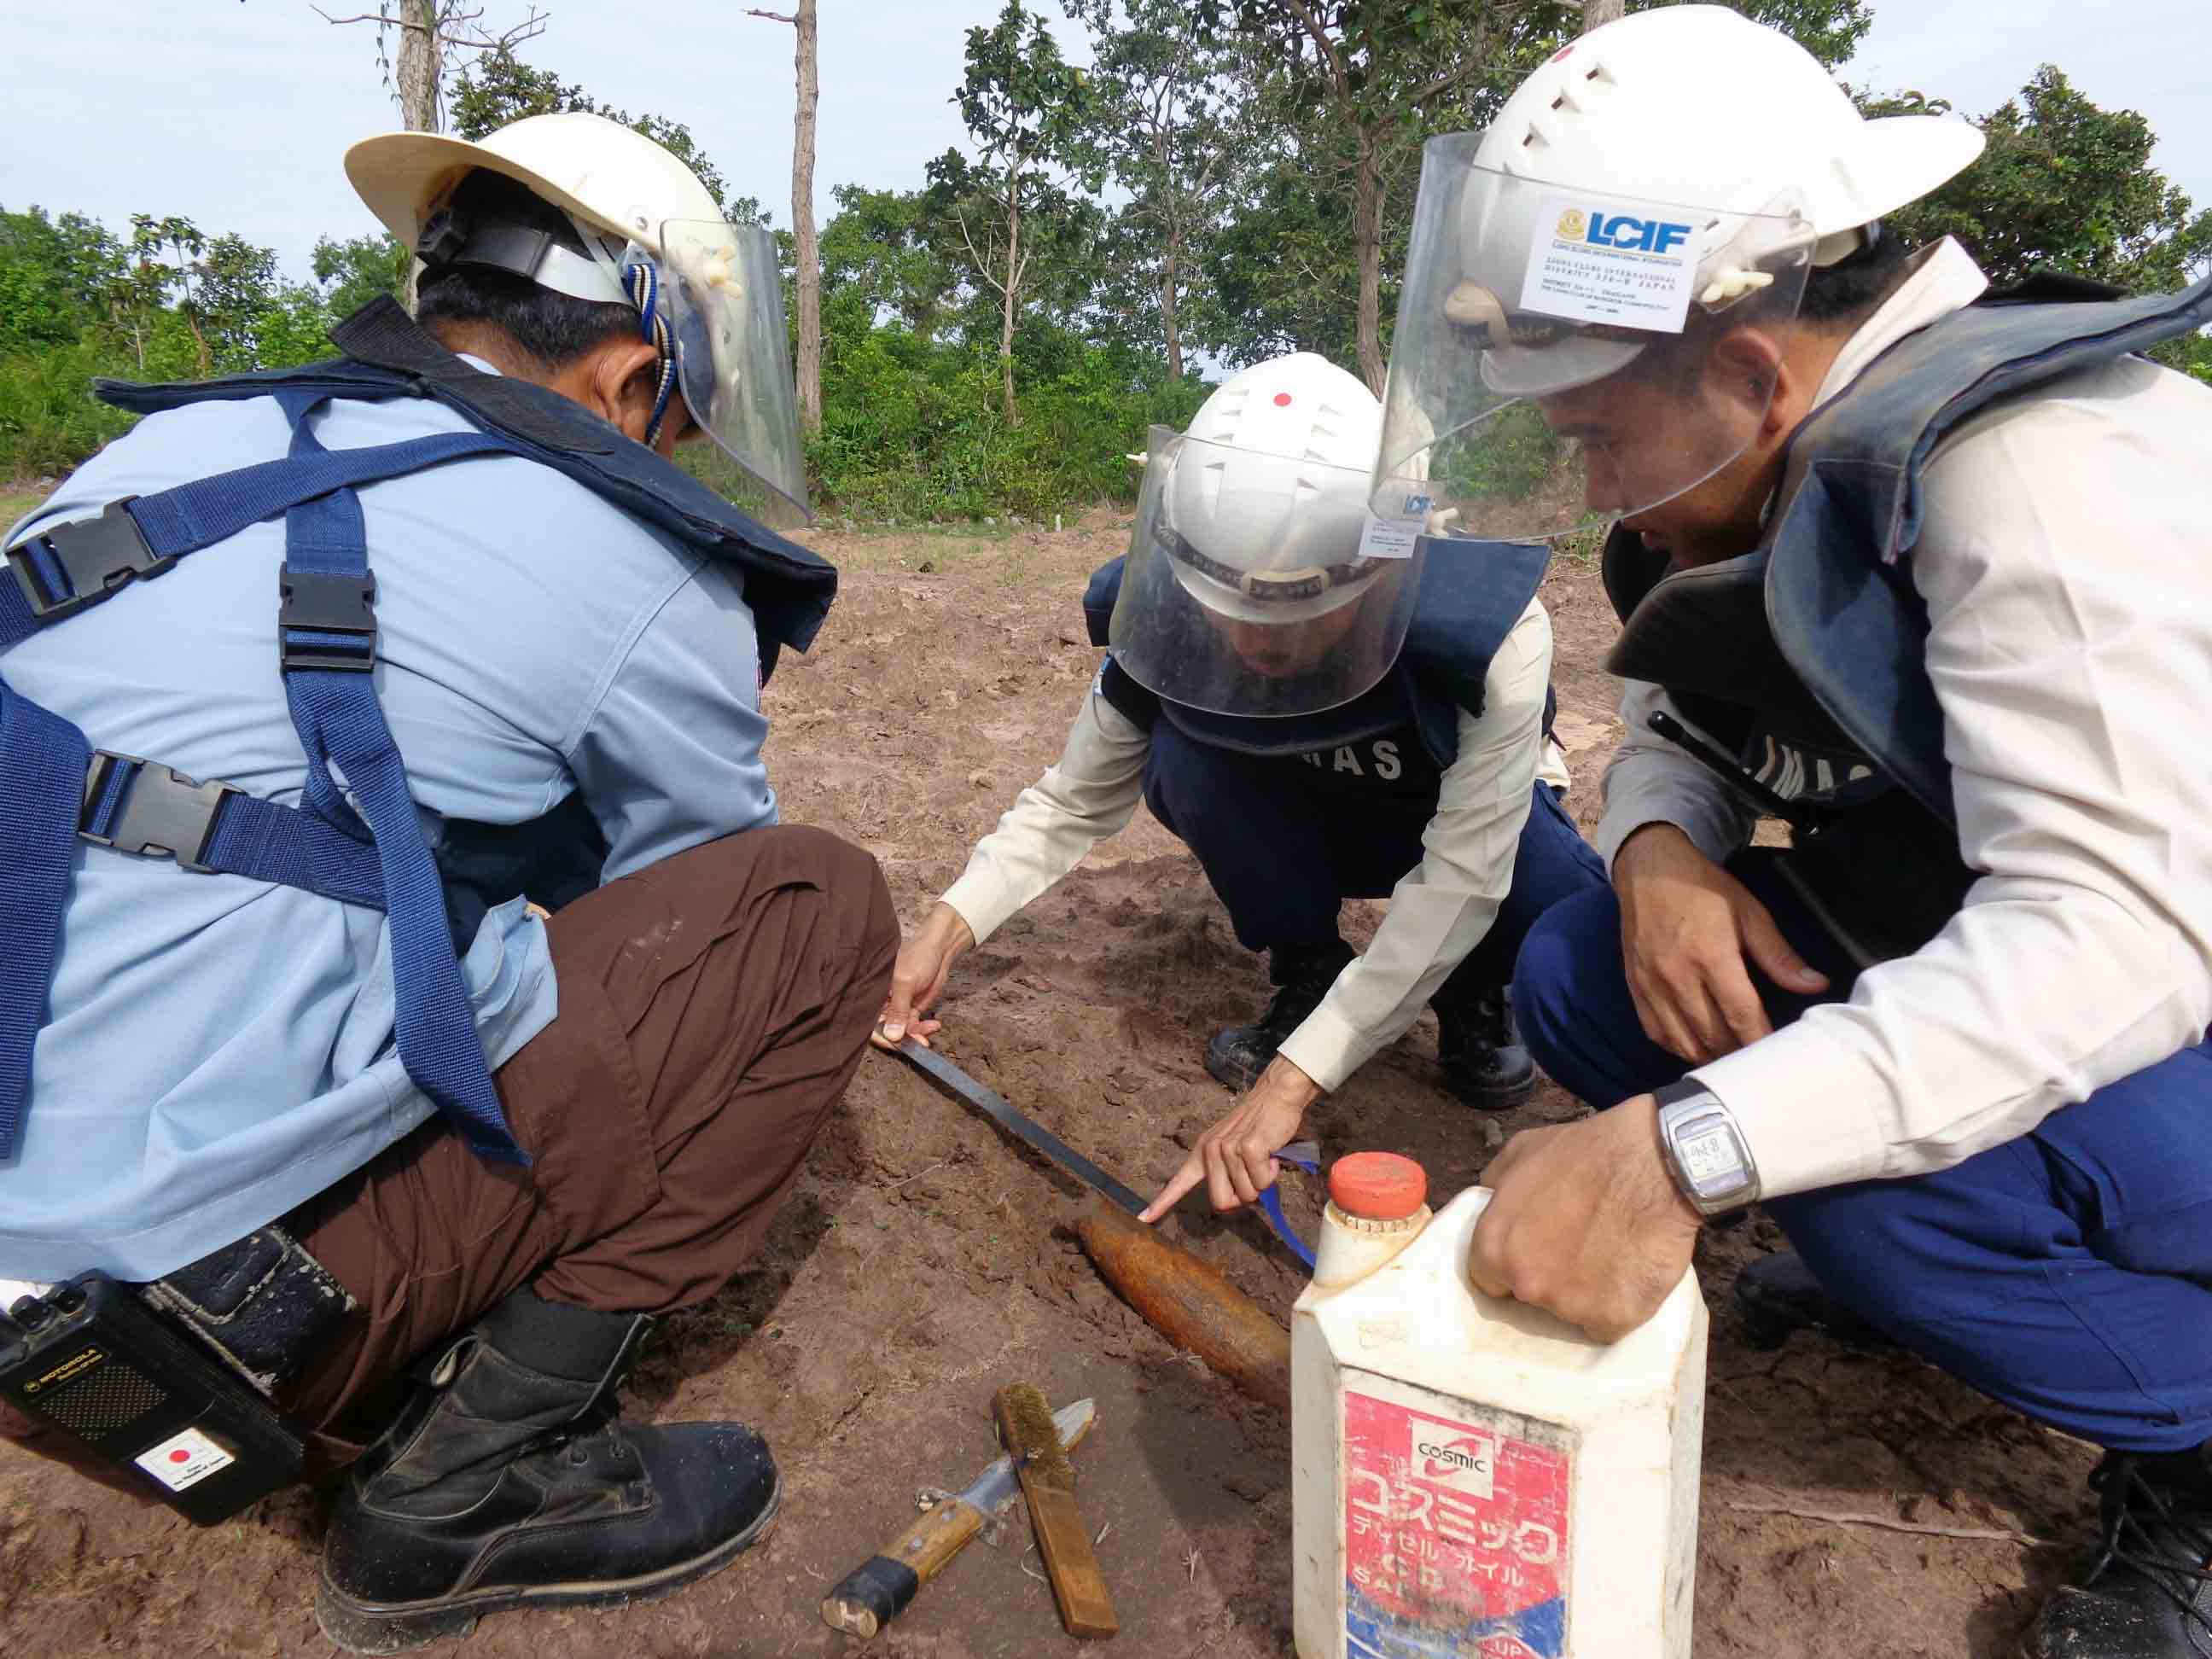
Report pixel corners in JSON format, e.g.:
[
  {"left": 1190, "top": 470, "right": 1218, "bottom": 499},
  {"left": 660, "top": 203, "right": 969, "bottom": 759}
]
[
  {"left": 1065, "top": 0, "right": 1243, "bottom": 380},
  {"left": 131, "top": 213, "right": 211, "bottom": 374},
  {"left": 191, "top": 233, "right": 285, "bottom": 371},
  {"left": 1869, "top": 68, "right": 2212, "bottom": 294},
  {"left": 313, "top": 231, "right": 411, "bottom": 319},
  {"left": 1197, "top": 0, "right": 1873, "bottom": 383},
  {"left": 941, "top": 0, "right": 1094, "bottom": 422},
  {"left": 818, "top": 184, "right": 965, "bottom": 342},
  {"left": 1196, "top": 1, "right": 1516, "bottom": 390},
  {"left": 0, "top": 207, "right": 123, "bottom": 349}
]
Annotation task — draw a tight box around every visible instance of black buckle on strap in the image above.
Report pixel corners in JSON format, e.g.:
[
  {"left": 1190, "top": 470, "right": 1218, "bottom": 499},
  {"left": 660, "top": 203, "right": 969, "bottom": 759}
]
[
  {"left": 8, "top": 498, "right": 168, "bottom": 623},
  {"left": 278, "top": 568, "right": 378, "bottom": 673},
  {"left": 79, "top": 751, "right": 237, "bottom": 873}
]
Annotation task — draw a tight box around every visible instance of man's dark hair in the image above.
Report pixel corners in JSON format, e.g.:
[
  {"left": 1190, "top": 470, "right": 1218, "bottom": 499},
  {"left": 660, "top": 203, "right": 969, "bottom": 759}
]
[
  {"left": 414, "top": 169, "right": 638, "bottom": 370},
  {"left": 1798, "top": 224, "right": 1913, "bottom": 328},
  {"left": 1620, "top": 222, "right": 1917, "bottom": 398}
]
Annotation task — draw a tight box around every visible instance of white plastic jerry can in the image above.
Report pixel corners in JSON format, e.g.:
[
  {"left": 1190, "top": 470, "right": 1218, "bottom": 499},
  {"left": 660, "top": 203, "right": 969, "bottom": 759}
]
[{"left": 1291, "top": 1153, "right": 1708, "bottom": 1659}]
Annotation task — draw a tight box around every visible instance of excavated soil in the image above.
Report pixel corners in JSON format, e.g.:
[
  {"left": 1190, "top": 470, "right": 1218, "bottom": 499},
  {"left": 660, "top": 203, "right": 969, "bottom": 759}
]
[{"left": 0, "top": 510, "right": 2099, "bottom": 1657}]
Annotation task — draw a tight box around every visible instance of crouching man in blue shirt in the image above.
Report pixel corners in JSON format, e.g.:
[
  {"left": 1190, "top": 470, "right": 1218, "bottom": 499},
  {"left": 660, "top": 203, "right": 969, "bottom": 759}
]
[{"left": 0, "top": 114, "right": 894, "bottom": 1649}]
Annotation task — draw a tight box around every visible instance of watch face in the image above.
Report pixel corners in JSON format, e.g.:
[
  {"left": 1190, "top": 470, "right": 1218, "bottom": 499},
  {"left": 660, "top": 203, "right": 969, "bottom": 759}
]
[{"left": 1677, "top": 1124, "right": 1743, "bottom": 1190}]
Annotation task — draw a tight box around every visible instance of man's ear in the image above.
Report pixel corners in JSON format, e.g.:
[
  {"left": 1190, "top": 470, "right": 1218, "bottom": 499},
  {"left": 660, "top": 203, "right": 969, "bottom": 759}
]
[
  {"left": 1708, "top": 327, "right": 1792, "bottom": 434},
  {"left": 570, "top": 336, "right": 665, "bottom": 448}
]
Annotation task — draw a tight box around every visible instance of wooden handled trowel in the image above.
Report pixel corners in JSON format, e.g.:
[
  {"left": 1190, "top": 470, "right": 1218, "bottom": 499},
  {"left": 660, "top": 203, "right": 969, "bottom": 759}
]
[{"left": 819, "top": 1396, "right": 1098, "bottom": 1639}]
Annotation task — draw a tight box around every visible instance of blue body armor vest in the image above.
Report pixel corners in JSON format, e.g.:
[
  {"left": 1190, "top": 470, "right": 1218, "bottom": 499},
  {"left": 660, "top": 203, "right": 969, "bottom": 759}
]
[
  {"left": 0, "top": 299, "right": 836, "bottom": 1162},
  {"left": 1081, "top": 537, "right": 1551, "bottom": 783},
  {"left": 1604, "top": 269, "right": 2212, "bottom": 960}
]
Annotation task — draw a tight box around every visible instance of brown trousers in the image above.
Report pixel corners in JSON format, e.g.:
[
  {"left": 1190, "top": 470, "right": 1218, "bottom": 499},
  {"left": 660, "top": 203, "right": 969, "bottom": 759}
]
[{"left": 3, "top": 824, "right": 896, "bottom": 1487}]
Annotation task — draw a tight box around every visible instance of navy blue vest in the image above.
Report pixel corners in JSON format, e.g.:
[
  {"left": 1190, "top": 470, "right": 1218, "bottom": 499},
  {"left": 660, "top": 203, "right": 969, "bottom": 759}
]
[
  {"left": 1604, "top": 269, "right": 2212, "bottom": 958},
  {"left": 1082, "top": 537, "right": 1551, "bottom": 790},
  {"left": 96, "top": 300, "right": 842, "bottom": 941},
  {"left": 0, "top": 300, "right": 836, "bottom": 1161},
  {"left": 103, "top": 299, "right": 837, "bottom": 680}
]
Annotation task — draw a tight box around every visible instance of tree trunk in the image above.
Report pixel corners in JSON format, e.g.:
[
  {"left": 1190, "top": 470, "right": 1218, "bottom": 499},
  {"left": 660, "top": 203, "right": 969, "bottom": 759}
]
[
  {"left": 1353, "top": 123, "right": 1385, "bottom": 395},
  {"left": 396, "top": 0, "right": 441, "bottom": 313},
  {"left": 1000, "top": 168, "right": 1022, "bottom": 427},
  {"left": 1581, "top": 0, "right": 1626, "bottom": 29},
  {"left": 1161, "top": 230, "right": 1185, "bottom": 381},
  {"left": 789, "top": 0, "right": 823, "bottom": 431}
]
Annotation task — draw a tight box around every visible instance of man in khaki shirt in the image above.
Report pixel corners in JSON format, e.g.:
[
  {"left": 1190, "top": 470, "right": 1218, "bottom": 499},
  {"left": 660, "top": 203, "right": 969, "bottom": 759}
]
[{"left": 1398, "top": 9, "right": 2212, "bottom": 1656}]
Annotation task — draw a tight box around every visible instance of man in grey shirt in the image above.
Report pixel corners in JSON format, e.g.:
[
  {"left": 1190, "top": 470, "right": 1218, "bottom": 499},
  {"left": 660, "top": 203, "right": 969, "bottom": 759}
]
[{"left": 0, "top": 114, "right": 894, "bottom": 1649}]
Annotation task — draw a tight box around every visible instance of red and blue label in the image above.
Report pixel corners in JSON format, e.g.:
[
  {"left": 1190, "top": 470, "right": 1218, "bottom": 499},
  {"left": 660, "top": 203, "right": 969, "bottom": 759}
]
[{"left": 1343, "top": 1388, "right": 1570, "bottom": 1658}]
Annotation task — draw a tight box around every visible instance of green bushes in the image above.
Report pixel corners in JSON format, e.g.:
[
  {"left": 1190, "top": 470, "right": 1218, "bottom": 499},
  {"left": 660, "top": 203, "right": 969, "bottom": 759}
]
[
  {"left": 1434, "top": 401, "right": 1564, "bottom": 509},
  {"left": 0, "top": 335, "right": 174, "bottom": 479},
  {"left": 0, "top": 212, "right": 1204, "bottom": 522},
  {"left": 790, "top": 296, "right": 1206, "bottom": 521}
]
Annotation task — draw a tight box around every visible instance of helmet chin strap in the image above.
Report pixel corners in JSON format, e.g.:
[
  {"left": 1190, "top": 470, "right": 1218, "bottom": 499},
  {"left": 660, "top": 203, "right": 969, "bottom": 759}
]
[
  {"left": 565, "top": 215, "right": 678, "bottom": 449},
  {"left": 620, "top": 253, "right": 680, "bottom": 447}
]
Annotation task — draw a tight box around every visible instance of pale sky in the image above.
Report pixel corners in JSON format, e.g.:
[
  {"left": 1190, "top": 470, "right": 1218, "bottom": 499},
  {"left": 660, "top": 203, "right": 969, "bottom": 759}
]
[{"left": 2, "top": 2, "right": 2203, "bottom": 287}]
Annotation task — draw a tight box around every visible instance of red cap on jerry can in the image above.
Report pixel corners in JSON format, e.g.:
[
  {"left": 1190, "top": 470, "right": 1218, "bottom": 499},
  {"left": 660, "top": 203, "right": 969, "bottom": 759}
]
[{"left": 1328, "top": 1152, "right": 1429, "bottom": 1221}]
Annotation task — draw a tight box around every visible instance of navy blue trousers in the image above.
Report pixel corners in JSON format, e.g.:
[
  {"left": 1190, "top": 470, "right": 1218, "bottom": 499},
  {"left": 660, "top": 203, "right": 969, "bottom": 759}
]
[
  {"left": 1513, "top": 848, "right": 2212, "bottom": 1454},
  {"left": 1141, "top": 718, "right": 1608, "bottom": 992}
]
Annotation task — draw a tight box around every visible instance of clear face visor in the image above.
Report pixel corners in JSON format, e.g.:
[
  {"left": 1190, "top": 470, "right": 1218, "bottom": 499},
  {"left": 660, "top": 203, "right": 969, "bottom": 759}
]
[
  {"left": 1107, "top": 426, "right": 1422, "bottom": 719},
  {"left": 630, "top": 219, "right": 809, "bottom": 527},
  {"left": 1372, "top": 134, "right": 1816, "bottom": 545}
]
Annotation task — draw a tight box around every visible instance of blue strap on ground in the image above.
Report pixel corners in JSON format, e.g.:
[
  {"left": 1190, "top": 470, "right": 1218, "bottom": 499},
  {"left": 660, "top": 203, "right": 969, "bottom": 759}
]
[
  {"left": 274, "top": 393, "right": 523, "bottom": 1163},
  {"left": 0, "top": 684, "right": 90, "bottom": 1161},
  {"left": 1260, "top": 1144, "right": 1321, "bottom": 1270}
]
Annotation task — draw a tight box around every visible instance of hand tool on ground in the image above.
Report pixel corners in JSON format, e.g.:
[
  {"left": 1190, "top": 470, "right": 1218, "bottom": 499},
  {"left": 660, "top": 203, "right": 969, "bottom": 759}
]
[
  {"left": 1076, "top": 1198, "right": 1292, "bottom": 1412},
  {"left": 995, "top": 1382, "right": 1118, "bottom": 1640},
  {"left": 819, "top": 1395, "right": 1098, "bottom": 1638},
  {"left": 893, "top": 1037, "right": 1148, "bottom": 1214},
  {"left": 889, "top": 1038, "right": 1318, "bottom": 1265}
]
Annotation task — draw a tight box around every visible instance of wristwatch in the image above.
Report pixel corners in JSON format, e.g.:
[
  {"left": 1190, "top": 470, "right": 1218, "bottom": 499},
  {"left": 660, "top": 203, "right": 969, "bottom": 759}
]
[{"left": 1653, "top": 1080, "right": 1761, "bottom": 1216}]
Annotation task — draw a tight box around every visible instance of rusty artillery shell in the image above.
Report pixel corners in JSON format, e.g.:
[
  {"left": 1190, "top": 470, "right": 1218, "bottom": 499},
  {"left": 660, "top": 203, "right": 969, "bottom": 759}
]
[{"left": 1076, "top": 1198, "right": 1290, "bottom": 1412}]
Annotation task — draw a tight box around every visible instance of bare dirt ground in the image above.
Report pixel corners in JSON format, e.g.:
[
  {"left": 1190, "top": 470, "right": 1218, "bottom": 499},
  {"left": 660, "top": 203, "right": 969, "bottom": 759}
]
[{"left": 0, "top": 509, "right": 2100, "bottom": 1657}]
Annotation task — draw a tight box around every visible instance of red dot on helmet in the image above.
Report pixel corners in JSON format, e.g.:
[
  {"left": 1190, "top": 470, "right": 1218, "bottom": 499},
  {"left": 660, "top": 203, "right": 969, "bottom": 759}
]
[
  {"left": 1551, "top": 44, "right": 1575, "bottom": 62},
  {"left": 1273, "top": 393, "right": 1293, "bottom": 407}
]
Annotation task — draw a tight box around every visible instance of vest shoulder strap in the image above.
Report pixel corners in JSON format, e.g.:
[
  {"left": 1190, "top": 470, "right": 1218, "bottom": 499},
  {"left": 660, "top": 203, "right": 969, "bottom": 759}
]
[{"left": 94, "top": 299, "right": 841, "bottom": 672}]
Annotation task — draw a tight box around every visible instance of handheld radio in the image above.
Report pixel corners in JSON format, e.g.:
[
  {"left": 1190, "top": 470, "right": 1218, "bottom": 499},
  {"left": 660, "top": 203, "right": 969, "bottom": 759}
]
[{"left": 0, "top": 1274, "right": 303, "bottom": 1524}]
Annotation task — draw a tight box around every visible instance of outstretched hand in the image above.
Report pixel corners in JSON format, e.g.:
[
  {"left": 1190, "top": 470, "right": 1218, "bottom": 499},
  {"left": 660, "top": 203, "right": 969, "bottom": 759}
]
[
  {"left": 873, "top": 902, "right": 975, "bottom": 1051},
  {"left": 1141, "top": 1056, "right": 1322, "bottom": 1221},
  {"left": 1465, "top": 1095, "right": 1703, "bottom": 1342}
]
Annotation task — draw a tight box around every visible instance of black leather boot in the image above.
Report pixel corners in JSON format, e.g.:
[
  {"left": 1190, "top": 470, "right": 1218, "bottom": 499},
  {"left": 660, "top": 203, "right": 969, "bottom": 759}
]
[
  {"left": 1206, "top": 940, "right": 1354, "bottom": 1091},
  {"left": 1734, "top": 1250, "right": 1898, "bottom": 1352},
  {"left": 317, "top": 1289, "right": 779, "bottom": 1654},
  {"left": 2023, "top": 1442, "right": 2212, "bottom": 1658},
  {"left": 1430, "top": 976, "right": 1536, "bottom": 1108}
]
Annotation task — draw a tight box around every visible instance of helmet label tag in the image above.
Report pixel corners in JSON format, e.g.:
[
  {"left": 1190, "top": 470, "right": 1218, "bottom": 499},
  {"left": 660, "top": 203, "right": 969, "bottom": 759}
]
[
  {"left": 1519, "top": 189, "right": 1697, "bottom": 335},
  {"left": 1358, "top": 506, "right": 1423, "bottom": 562}
]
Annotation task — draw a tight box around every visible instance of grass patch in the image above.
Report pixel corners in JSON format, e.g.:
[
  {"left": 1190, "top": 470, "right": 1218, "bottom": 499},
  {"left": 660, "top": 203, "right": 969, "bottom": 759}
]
[{"left": 1, "top": 483, "right": 47, "bottom": 530}]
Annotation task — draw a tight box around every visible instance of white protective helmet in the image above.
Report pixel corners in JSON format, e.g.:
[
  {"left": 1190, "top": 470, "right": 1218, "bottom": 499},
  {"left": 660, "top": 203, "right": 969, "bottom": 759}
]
[
  {"left": 1467, "top": 4, "right": 1984, "bottom": 398},
  {"left": 1371, "top": 5, "right": 1984, "bottom": 541},
  {"left": 346, "top": 112, "right": 808, "bottom": 521},
  {"left": 1109, "top": 353, "right": 1423, "bottom": 719},
  {"left": 1167, "top": 352, "right": 1385, "bottom": 625}
]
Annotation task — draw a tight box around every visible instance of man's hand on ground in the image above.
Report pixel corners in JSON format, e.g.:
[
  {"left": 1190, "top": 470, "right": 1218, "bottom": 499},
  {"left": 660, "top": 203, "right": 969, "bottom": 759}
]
[
  {"left": 1467, "top": 1096, "right": 1703, "bottom": 1342},
  {"left": 1614, "top": 823, "right": 1826, "bottom": 1063},
  {"left": 1141, "top": 1056, "right": 1321, "bottom": 1220},
  {"left": 873, "top": 901, "right": 975, "bottom": 1050}
]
